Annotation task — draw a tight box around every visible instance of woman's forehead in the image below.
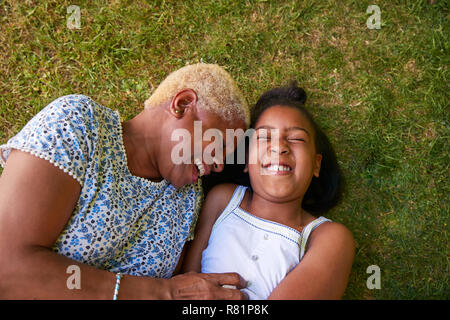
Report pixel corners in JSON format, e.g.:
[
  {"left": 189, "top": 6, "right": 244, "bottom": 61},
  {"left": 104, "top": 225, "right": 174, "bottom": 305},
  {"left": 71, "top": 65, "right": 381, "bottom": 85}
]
[{"left": 199, "top": 109, "right": 247, "bottom": 131}]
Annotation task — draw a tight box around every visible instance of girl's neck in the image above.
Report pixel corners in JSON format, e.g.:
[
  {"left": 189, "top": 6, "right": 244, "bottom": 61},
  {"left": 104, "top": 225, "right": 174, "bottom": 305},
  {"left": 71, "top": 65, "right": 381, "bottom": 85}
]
[{"left": 244, "top": 189, "right": 315, "bottom": 232}]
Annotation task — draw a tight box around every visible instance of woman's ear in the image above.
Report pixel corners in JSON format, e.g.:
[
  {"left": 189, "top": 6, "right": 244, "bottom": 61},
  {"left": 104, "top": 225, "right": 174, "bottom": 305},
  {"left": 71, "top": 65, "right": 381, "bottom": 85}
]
[
  {"left": 313, "top": 154, "right": 322, "bottom": 178},
  {"left": 170, "top": 89, "right": 198, "bottom": 118}
]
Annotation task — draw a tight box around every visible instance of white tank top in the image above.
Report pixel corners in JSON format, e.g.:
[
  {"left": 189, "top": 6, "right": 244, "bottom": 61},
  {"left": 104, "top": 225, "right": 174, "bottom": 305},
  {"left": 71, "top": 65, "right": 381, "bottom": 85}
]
[{"left": 201, "top": 185, "right": 332, "bottom": 299}]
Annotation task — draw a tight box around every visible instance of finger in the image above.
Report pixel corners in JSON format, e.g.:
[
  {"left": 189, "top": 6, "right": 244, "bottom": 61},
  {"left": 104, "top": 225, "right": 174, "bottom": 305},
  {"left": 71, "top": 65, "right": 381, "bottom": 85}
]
[
  {"left": 218, "top": 287, "right": 249, "bottom": 300},
  {"left": 205, "top": 272, "right": 247, "bottom": 289}
]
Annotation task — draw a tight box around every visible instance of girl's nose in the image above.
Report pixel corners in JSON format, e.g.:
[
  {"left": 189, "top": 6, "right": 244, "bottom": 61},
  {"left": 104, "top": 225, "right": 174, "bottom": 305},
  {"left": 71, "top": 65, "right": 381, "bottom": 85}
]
[
  {"left": 271, "top": 141, "right": 290, "bottom": 155},
  {"left": 281, "top": 145, "right": 290, "bottom": 154}
]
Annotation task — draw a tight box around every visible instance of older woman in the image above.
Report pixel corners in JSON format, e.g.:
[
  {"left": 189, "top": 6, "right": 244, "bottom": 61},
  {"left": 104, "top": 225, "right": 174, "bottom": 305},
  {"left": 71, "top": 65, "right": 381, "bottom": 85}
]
[{"left": 0, "top": 63, "right": 249, "bottom": 299}]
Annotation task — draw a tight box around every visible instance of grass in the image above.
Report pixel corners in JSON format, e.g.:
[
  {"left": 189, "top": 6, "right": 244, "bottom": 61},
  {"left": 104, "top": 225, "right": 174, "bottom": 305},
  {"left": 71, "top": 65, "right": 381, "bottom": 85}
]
[{"left": 0, "top": 0, "right": 448, "bottom": 299}]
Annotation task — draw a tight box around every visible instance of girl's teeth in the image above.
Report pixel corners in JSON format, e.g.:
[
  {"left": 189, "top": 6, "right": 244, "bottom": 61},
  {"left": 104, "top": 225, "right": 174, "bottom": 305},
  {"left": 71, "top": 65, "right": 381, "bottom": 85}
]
[{"left": 267, "top": 165, "right": 291, "bottom": 172}]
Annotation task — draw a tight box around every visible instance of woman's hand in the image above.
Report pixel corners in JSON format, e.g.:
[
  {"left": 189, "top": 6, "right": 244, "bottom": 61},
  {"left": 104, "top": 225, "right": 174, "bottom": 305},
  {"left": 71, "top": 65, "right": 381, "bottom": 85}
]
[{"left": 166, "top": 272, "right": 248, "bottom": 300}]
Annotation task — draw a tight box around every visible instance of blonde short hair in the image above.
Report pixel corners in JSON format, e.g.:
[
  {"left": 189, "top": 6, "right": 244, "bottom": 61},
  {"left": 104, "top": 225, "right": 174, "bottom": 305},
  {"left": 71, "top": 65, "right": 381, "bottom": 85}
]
[{"left": 144, "top": 63, "right": 250, "bottom": 126}]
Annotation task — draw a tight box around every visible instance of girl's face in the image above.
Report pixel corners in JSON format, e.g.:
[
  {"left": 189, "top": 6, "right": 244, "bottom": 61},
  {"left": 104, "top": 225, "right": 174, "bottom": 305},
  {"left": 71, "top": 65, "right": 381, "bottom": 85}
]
[{"left": 248, "top": 105, "right": 322, "bottom": 203}]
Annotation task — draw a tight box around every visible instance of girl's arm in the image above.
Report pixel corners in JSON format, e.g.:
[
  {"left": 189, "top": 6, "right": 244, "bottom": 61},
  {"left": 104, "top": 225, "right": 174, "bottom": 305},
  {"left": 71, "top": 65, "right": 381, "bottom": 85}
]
[
  {"left": 182, "top": 183, "right": 237, "bottom": 273},
  {"left": 268, "top": 222, "right": 355, "bottom": 300}
]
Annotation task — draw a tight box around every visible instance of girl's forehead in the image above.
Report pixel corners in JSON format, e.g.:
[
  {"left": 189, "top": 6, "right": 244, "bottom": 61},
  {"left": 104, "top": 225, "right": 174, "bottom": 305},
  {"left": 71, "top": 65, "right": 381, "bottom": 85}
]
[{"left": 255, "top": 105, "right": 313, "bottom": 130}]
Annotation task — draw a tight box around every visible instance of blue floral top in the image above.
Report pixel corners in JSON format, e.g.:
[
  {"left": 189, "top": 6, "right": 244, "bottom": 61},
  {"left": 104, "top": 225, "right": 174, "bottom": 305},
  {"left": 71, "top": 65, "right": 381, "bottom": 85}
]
[{"left": 0, "top": 95, "right": 203, "bottom": 278}]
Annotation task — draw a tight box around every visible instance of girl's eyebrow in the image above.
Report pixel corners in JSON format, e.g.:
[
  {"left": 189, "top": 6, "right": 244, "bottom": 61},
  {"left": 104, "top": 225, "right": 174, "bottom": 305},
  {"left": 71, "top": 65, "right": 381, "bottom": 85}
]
[
  {"left": 255, "top": 125, "right": 310, "bottom": 136},
  {"left": 286, "top": 126, "right": 310, "bottom": 136}
]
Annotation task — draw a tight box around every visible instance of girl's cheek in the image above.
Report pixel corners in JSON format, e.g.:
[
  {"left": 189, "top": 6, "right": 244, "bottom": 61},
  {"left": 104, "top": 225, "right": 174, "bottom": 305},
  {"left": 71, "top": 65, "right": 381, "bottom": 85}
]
[
  {"left": 247, "top": 164, "right": 261, "bottom": 181},
  {"left": 248, "top": 149, "right": 258, "bottom": 167},
  {"left": 247, "top": 141, "right": 259, "bottom": 166},
  {"left": 248, "top": 139, "right": 271, "bottom": 166}
]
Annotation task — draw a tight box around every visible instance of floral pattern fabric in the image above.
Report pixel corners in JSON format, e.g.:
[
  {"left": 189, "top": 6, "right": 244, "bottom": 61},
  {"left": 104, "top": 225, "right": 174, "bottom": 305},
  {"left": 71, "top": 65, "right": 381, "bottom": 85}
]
[{"left": 0, "top": 94, "right": 203, "bottom": 278}]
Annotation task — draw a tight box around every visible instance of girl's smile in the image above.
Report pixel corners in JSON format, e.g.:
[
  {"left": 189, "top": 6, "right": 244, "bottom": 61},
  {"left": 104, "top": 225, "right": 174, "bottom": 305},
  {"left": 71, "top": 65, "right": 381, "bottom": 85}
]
[{"left": 260, "top": 161, "right": 294, "bottom": 175}]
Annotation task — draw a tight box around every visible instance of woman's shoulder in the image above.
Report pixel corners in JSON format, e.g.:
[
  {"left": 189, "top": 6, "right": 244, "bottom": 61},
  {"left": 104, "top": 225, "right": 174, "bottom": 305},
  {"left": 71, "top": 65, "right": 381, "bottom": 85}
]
[
  {"left": 38, "top": 94, "right": 121, "bottom": 145},
  {"left": 44, "top": 94, "right": 115, "bottom": 122},
  {"left": 0, "top": 94, "right": 116, "bottom": 181},
  {"left": 46, "top": 94, "right": 94, "bottom": 111},
  {"left": 49, "top": 94, "right": 97, "bottom": 107}
]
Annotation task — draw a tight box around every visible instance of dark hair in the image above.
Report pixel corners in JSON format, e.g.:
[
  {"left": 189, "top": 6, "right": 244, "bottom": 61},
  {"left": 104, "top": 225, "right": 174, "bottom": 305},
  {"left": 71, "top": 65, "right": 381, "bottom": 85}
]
[
  {"left": 201, "top": 146, "right": 250, "bottom": 195},
  {"left": 250, "top": 82, "right": 343, "bottom": 215}
]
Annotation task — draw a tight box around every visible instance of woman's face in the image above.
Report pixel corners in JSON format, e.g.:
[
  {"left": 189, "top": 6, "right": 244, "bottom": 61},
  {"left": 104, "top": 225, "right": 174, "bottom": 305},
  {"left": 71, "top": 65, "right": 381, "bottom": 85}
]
[
  {"left": 248, "top": 105, "right": 322, "bottom": 202},
  {"left": 162, "top": 107, "right": 247, "bottom": 188}
]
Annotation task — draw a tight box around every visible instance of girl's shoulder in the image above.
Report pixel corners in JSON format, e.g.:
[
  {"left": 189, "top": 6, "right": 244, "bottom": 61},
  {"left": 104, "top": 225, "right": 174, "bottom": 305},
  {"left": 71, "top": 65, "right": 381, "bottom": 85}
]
[
  {"left": 203, "top": 183, "right": 242, "bottom": 221},
  {"left": 306, "top": 219, "right": 355, "bottom": 253},
  {"left": 205, "top": 183, "right": 240, "bottom": 205}
]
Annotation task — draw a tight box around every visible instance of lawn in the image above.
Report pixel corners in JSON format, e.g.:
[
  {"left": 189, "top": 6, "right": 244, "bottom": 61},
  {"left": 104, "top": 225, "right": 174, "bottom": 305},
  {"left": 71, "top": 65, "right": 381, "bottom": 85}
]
[{"left": 0, "top": 0, "right": 448, "bottom": 299}]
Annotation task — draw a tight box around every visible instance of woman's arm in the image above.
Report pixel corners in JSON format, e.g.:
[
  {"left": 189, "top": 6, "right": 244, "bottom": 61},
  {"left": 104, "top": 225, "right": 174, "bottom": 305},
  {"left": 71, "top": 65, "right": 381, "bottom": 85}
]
[
  {"left": 0, "top": 151, "right": 245, "bottom": 299},
  {"left": 268, "top": 222, "right": 355, "bottom": 300},
  {"left": 181, "top": 183, "right": 237, "bottom": 273},
  {"left": 0, "top": 150, "right": 119, "bottom": 299}
]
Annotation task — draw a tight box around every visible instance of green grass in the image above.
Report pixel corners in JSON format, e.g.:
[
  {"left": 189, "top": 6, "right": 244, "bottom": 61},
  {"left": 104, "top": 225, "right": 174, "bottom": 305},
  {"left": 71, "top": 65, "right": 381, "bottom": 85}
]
[{"left": 0, "top": 0, "right": 448, "bottom": 299}]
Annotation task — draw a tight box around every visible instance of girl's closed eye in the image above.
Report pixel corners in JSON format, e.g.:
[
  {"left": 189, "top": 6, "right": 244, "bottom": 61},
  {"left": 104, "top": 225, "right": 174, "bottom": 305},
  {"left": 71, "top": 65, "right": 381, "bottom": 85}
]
[
  {"left": 286, "top": 127, "right": 310, "bottom": 143},
  {"left": 288, "top": 137, "right": 305, "bottom": 142}
]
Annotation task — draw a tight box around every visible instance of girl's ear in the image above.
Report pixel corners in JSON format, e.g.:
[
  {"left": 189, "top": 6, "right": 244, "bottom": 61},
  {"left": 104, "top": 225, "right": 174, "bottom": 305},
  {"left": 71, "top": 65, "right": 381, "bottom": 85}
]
[
  {"left": 313, "top": 154, "right": 322, "bottom": 178},
  {"left": 243, "top": 164, "right": 248, "bottom": 173},
  {"left": 169, "top": 89, "right": 198, "bottom": 118}
]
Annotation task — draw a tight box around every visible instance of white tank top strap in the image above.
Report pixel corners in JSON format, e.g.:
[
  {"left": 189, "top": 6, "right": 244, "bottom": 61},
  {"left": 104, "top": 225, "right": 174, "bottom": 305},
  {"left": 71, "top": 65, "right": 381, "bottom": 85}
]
[
  {"left": 212, "top": 185, "right": 248, "bottom": 230},
  {"left": 299, "top": 216, "right": 332, "bottom": 260}
]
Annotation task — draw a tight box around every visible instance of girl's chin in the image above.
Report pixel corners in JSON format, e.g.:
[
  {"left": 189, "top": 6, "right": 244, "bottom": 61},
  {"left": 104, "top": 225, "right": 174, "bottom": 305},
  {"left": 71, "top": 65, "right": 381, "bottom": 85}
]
[
  {"left": 266, "top": 192, "right": 297, "bottom": 202},
  {"left": 256, "top": 186, "right": 300, "bottom": 202}
]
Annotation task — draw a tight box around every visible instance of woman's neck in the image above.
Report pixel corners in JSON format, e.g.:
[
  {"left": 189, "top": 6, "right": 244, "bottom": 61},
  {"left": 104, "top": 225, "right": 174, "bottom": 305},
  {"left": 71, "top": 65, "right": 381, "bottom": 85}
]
[{"left": 121, "top": 109, "right": 163, "bottom": 181}]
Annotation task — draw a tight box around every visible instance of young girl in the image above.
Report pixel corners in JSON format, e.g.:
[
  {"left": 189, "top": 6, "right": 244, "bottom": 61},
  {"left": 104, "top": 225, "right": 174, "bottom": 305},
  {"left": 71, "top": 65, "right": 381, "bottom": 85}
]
[{"left": 182, "top": 83, "right": 355, "bottom": 299}]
